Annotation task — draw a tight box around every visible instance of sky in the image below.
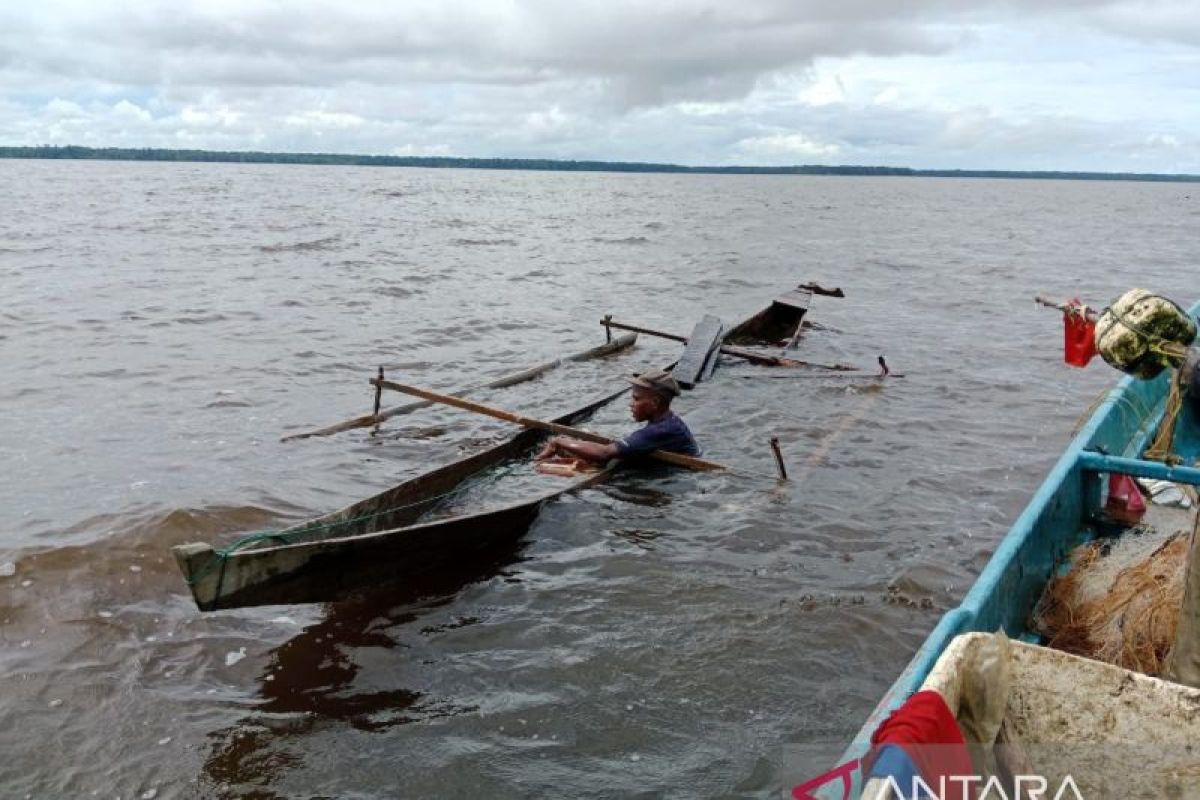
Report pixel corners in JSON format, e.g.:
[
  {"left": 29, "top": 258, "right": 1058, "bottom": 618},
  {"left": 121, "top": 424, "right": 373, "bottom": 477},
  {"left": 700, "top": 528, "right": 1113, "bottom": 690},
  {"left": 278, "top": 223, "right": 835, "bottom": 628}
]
[{"left": 2, "top": 0, "right": 1199, "bottom": 172}]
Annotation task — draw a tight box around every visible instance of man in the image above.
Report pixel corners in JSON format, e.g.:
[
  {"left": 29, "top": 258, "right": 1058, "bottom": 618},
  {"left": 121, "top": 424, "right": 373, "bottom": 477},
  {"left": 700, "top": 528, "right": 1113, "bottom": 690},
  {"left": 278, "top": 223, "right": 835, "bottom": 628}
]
[{"left": 535, "top": 368, "right": 700, "bottom": 464}]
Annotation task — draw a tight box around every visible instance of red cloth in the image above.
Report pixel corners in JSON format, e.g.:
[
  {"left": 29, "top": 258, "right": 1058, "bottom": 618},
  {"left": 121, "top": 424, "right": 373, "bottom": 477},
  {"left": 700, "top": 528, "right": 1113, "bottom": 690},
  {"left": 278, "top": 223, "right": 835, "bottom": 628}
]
[
  {"left": 866, "top": 690, "right": 975, "bottom": 799},
  {"left": 1063, "top": 302, "right": 1097, "bottom": 367}
]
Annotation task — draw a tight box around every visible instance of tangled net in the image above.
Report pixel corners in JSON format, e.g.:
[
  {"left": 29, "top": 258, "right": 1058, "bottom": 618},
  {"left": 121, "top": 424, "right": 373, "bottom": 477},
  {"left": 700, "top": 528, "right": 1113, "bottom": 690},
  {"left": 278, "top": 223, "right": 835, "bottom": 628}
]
[{"left": 1031, "top": 526, "right": 1189, "bottom": 675}]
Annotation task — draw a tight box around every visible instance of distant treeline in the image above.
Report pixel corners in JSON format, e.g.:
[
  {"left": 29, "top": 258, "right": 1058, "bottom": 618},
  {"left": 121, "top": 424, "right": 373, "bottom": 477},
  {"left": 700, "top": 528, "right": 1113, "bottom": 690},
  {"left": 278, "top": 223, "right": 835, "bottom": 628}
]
[{"left": 3, "top": 145, "right": 1199, "bottom": 183}]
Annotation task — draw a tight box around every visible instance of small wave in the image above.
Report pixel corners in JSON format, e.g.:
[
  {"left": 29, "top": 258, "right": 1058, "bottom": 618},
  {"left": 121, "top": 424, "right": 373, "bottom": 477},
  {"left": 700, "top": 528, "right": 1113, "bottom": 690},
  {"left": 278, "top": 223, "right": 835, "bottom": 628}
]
[
  {"left": 175, "top": 314, "right": 228, "bottom": 325},
  {"left": 509, "top": 268, "right": 555, "bottom": 281},
  {"left": 451, "top": 238, "right": 517, "bottom": 247},
  {"left": 374, "top": 284, "right": 420, "bottom": 298},
  {"left": 591, "top": 236, "right": 650, "bottom": 245},
  {"left": 257, "top": 236, "right": 342, "bottom": 253}
]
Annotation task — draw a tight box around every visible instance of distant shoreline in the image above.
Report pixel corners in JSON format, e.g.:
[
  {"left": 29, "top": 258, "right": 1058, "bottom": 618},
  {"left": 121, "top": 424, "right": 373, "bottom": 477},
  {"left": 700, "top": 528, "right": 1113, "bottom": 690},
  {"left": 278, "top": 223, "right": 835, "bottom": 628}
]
[{"left": 3, "top": 145, "right": 1198, "bottom": 183}]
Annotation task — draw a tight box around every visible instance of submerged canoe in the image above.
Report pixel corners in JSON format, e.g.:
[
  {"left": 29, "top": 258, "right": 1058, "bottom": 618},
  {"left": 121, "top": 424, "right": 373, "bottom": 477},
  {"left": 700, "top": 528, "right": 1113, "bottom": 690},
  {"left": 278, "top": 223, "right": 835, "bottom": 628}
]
[
  {"left": 825, "top": 299, "right": 1200, "bottom": 798},
  {"left": 723, "top": 285, "right": 812, "bottom": 346},
  {"left": 176, "top": 387, "right": 625, "bottom": 610},
  {"left": 174, "top": 291, "right": 814, "bottom": 611}
]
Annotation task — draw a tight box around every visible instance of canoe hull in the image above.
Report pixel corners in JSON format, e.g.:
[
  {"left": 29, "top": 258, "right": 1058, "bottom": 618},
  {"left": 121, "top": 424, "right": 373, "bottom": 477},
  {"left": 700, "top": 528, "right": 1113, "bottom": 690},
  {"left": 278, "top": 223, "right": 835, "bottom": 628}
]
[
  {"left": 176, "top": 468, "right": 612, "bottom": 610},
  {"left": 723, "top": 286, "right": 811, "bottom": 345},
  {"left": 175, "top": 389, "right": 625, "bottom": 611}
]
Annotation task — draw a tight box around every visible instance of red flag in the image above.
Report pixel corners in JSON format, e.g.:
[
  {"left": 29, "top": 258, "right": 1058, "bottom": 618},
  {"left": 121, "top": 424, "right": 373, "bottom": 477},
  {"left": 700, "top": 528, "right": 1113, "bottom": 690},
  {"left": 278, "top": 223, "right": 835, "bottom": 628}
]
[{"left": 1063, "top": 300, "right": 1097, "bottom": 367}]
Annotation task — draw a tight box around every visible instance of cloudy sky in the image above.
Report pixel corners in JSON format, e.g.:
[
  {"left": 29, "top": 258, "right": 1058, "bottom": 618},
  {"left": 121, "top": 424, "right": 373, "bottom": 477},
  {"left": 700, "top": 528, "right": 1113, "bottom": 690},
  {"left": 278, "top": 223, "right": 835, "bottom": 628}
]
[{"left": 2, "top": 0, "right": 1198, "bottom": 172}]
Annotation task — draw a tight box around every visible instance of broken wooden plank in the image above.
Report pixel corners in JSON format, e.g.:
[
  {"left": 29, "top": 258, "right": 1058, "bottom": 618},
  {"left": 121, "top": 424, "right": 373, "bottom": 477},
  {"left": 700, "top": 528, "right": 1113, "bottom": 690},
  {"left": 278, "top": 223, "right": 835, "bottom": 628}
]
[
  {"left": 673, "top": 314, "right": 724, "bottom": 389},
  {"left": 798, "top": 282, "right": 845, "bottom": 297}
]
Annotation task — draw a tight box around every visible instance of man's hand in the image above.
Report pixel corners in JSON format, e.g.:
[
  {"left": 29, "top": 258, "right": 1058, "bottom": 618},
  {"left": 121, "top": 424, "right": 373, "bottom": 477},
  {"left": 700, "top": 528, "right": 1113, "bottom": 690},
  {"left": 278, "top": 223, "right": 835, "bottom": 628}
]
[{"left": 535, "top": 436, "right": 563, "bottom": 461}]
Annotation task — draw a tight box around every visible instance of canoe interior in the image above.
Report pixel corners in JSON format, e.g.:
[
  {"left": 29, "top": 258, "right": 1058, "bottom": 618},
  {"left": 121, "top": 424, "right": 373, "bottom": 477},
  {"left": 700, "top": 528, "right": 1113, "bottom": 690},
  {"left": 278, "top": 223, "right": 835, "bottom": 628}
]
[
  {"left": 841, "top": 300, "right": 1200, "bottom": 789},
  {"left": 722, "top": 286, "right": 811, "bottom": 345},
  {"left": 269, "top": 386, "right": 628, "bottom": 547}
]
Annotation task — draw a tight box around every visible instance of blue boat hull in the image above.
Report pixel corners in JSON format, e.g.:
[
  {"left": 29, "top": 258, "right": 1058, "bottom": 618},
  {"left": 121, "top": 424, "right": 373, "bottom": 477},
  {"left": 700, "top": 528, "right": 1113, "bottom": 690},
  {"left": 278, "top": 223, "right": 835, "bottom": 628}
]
[{"left": 835, "top": 301, "right": 1200, "bottom": 795}]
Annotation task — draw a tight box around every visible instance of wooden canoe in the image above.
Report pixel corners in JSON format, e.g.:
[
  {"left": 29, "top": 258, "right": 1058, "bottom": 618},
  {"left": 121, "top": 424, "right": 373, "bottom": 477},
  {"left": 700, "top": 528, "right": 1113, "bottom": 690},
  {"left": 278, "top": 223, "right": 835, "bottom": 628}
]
[
  {"left": 821, "top": 299, "right": 1200, "bottom": 798},
  {"left": 175, "top": 387, "right": 625, "bottom": 611},
  {"left": 722, "top": 285, "right": 812, "bottom": 346},
  {"left": 174, "top": 289, "right": 816, "bottom": 611}
]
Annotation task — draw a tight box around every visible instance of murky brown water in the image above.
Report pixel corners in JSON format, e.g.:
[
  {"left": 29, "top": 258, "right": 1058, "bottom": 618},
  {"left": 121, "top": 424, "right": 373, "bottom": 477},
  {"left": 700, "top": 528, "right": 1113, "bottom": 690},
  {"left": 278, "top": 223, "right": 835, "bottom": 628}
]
[{"left": 2, "top": 159, "right": 1198, "bottom": 798}]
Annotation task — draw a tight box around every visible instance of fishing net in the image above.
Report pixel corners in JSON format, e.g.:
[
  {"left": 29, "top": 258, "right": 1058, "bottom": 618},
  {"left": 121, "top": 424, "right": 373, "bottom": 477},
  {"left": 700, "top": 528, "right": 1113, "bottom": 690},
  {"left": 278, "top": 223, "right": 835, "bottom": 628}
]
[{"left": 1031, "top": 510, "right": 1194, "bottom": 675}]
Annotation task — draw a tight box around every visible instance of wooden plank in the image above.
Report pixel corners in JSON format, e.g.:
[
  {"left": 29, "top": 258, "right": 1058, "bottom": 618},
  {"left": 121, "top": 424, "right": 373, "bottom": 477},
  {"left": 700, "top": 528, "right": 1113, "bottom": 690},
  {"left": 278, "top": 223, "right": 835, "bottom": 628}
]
[
  {"left": 673, "top": 315, "right": 724, "bottom": 389},
  {"left": 699, "top": 346, "right": 720, "bottom": 381}
]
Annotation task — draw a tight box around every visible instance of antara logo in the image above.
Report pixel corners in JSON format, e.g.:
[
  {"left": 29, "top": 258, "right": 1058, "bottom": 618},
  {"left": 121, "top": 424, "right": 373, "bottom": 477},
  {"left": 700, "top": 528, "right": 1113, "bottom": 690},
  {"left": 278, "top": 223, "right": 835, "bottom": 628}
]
[
  {"left": 791, "top": 761, "right": 1087, "bottom": 800},
  {"left": 878, "top": 775, "right": 1085, "bottom": 800}
]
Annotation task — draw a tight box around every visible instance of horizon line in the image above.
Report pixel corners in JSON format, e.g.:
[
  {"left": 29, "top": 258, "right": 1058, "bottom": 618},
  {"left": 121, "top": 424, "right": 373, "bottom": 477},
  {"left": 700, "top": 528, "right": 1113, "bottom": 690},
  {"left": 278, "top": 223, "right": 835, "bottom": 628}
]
[{"left": 3, "top": 144, "right": 1199, "bottom": 183}]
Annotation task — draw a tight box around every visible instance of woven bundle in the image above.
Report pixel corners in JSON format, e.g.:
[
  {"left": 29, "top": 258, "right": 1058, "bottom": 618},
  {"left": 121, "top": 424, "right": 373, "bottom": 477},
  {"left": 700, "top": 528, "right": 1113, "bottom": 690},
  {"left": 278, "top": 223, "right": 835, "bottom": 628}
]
[{"left": 1031, "top": 529, "right": 1188, "bottom": 674}]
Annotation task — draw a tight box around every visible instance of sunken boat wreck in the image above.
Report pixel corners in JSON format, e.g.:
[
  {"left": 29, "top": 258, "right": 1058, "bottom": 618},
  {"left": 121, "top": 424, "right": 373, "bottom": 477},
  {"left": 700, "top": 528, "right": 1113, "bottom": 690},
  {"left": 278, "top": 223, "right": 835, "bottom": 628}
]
[{"left": 175, "top": 285, "right": 831, "bottom": 611}]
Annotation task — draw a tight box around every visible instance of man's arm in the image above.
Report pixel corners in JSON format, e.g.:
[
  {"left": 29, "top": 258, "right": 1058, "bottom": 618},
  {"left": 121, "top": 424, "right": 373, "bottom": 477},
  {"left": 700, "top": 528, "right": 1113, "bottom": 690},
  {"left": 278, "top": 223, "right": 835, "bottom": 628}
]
[{"left": 537, "top": 436, "right": 618, "bottom": 464}]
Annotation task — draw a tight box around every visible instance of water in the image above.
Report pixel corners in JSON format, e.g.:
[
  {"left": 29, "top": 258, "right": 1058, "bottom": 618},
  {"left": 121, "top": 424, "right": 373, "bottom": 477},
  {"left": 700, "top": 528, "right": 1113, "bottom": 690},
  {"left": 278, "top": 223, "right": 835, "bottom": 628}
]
[{"left": 2, "top": 159, "right": 1197, "bottom": 798}]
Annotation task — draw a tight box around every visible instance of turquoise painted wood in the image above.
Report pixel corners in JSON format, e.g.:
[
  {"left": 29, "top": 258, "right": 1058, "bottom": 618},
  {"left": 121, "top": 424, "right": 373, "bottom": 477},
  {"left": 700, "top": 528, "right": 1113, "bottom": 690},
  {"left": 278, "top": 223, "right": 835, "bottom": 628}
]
[{"left": 829, "top": 301, "right": 1200, "bottom": 798}]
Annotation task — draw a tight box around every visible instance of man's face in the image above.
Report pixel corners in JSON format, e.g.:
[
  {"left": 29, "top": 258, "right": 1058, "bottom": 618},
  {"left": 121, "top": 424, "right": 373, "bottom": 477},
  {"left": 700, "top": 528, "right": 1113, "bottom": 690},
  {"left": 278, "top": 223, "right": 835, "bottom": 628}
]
[{"left": 629, "top": 387, "right": 662, "bottom": 421}]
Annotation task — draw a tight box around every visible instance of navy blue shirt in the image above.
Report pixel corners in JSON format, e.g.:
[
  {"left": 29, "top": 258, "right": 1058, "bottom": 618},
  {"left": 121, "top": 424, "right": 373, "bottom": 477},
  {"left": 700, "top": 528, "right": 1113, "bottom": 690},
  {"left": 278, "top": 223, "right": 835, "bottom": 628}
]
[{"left": 615, "top": 412, "right": 700, "bottom": 459}]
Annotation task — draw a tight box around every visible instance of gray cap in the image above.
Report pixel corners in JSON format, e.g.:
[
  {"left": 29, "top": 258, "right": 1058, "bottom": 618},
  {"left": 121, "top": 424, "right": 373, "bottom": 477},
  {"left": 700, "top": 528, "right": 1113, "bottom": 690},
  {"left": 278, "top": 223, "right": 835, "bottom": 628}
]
[{"left": 625, "top": 367, "right": 681, "bottom": 399}]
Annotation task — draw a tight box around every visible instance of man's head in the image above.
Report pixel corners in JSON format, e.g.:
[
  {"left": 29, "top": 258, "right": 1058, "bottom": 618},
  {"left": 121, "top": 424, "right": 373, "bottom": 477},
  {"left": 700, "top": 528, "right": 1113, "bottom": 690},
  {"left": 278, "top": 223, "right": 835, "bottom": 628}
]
[{"left": 625, "top": 368, "right": 681, "bottom": 422}]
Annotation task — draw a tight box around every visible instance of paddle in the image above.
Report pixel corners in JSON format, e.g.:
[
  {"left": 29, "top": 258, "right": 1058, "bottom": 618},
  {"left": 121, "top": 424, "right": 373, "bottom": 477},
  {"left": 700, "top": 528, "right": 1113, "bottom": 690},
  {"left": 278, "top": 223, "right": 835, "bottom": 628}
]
[{"left": 371, "top": 377, "right": 726, "bottom": 472}]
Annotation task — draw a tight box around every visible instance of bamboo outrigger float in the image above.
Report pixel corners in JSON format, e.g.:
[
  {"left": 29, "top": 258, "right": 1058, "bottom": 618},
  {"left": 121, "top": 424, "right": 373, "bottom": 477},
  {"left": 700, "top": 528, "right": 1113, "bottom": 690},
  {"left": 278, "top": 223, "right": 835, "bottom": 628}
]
[{"left": 174, "top": 286, "right": 828, "bottom": 611}]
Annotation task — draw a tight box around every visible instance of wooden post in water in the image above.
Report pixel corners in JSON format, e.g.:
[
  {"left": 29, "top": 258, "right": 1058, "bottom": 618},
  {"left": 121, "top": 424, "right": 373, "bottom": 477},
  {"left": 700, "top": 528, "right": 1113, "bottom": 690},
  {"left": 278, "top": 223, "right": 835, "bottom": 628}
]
[
  {"left": 373, "top": 366, "right": 384, "bottom": 419},
  {"left": 769, "top": 437, "right": 789, "bottom": 480},
  {"left": 603, "top": 314, "right": 612, "bottom": 343}
]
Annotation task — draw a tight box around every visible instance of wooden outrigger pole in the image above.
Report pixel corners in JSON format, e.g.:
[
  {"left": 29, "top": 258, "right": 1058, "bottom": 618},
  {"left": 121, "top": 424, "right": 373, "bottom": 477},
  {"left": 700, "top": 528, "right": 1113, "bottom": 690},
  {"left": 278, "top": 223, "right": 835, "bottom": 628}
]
[{"left": 282, "top": 333, "right": 638, "bottom": 441}]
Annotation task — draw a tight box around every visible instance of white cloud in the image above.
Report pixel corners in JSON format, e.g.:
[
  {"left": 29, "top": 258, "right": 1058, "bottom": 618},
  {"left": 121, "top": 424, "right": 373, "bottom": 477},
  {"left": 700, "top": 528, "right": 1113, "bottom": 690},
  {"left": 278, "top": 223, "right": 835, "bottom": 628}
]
[
  {"left": 736, "top": 132, "right": 841, "bottom": 160},
  {"left": 283, "top": 110, "right": 365, "bottom": 130},
  {"left": 112, "top": 99, "right": 151, "bottom": 122},
  {"left": 180, "top": 105, "right": 242, "bottom": 128},
  {"left": 1146, "top": 133, "right": 1181, "bottom": 148},
  {"left": 391, "top": 143, "right": 453, "bottom": 157},
  {"left": 800, "top": 74, "right": 847, "bottom": 107}
]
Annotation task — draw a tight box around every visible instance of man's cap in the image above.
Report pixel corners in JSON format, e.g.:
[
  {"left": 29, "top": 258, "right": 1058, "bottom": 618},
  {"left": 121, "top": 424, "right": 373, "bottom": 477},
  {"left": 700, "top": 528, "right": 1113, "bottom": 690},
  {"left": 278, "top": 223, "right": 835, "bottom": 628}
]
[{"left": 625, "top": 367, "right": 681, "bottom": 399}]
